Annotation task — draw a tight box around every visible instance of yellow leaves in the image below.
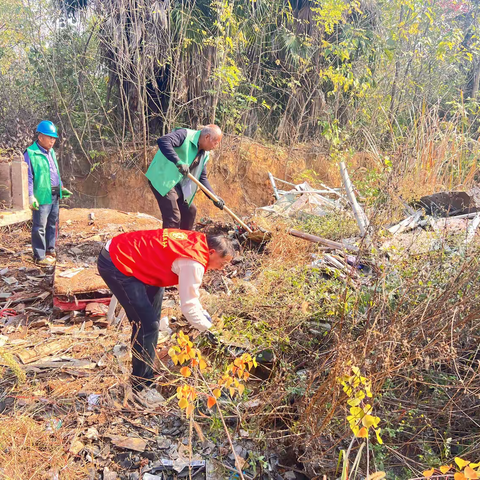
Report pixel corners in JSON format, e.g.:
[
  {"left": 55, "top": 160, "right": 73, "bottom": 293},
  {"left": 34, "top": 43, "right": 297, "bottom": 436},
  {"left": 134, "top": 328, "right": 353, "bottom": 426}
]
[
  {"left": 368, "top": 473, "right": 386, "bottom": 480},
  {"left": 172, "top": 331, "right": 256, "bottom": 419},
  {"left": 374, "top": 428, "right": 383, "bottom": 445},
  {"left": 456, "top": 459, "right": 471, "bottom": 470},
  {"left": 420, "top": 463, "right": 480, "bottom": 480},
  {"left": 349, "top": 406, "right": 364, "bottom": 420},
  {"left": 357, "top": 427, "right": 368, "bottom": 438},
  {"left": 347, "top": 390, "right": 365, "bottom": 407},
  {"left": 177, "top": 385, "right": 197, "bottom": 402},
  {"left": 340, "top": 366, "right": 381, "bottom": 442},
  {"left": 362, "top": 415, "right": 380, "bottom": 429},
  {"left": 464, "top": 466, "right": 478, "bottom": 480},
  {"left": 178, "top": 353, "right": 186, "bottom": 365}
]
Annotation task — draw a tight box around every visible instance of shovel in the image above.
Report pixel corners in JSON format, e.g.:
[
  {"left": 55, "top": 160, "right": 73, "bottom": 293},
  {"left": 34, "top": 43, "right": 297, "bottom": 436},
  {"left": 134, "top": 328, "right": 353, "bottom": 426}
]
[{"left": 187, "top": 173, "right": 271, "bottom": 243}]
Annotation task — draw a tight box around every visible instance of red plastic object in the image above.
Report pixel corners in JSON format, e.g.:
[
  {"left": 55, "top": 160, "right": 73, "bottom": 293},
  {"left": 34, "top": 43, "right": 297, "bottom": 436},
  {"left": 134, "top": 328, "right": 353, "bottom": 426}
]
[{"left": 53, "top": 296, "right": 112, "bottom": 311}]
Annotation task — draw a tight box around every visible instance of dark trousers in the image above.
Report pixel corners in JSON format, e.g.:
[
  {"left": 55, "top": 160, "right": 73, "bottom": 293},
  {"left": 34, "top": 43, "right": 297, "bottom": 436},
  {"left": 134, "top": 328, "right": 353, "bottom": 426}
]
[
  {"left": 149, "top": 181, "right": 197, "bottom": 230},
  {"left": 97, "top": 250, "right": 164, "bottom": 390},
  {"left": 32, "top": 193, "right": 59, "bottom": 260}
]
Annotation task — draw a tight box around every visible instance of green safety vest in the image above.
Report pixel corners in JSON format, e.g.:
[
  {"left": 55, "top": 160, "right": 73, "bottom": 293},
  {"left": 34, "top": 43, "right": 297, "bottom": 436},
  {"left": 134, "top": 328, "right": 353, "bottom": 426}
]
[
  {"left": 25, "top": 143, "right": 62, "bottom": 205},
  {"left": 146, "top": 129, "right": 210, "bottom": 205}
]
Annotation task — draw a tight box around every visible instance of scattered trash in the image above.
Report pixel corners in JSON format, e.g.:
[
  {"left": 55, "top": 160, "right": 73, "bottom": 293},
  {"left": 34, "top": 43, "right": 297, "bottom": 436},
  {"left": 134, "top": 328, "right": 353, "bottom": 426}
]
[
  {"left": 69, "top": 439, "right": 85, "bottom": 455},
  {"left": 260, "top": 177, "right": 341, "bottom": 219},
  {"left": 85, "top": 427, "right": 99, "bottom": 440},
  {"left": 58, "top": 267, "right": 85, "bottom": 278},
  {"left": 86, "top": 302, "right": 109, "bottom": 317},
  {"left": 2, "top": 276, "right": 18, "bottom": 285},
  {"left": 45, "top": 418, "right": 62, "bottom": 432},
  {"left": 159, "top": 316, "right": 171, "bottom": 333},
  {"left": 113, "top": 343, "right": 129, "bottom": 359},
  {"left": 87, "top": 393, "right": 101, "bottom": 410},
  {"left": 148, "top": 459, "right": 206, "bottom": 475},
  {"left": 143, "top": 474, "right": 162, "bottom": 480},
  {"left": 103, "top": 467, "right": 118, "bottom": 480},
  {"left": 110, "top": 435, "right": 148, "bottom": 452},
  {"left": 0, "top": 307, "right": 17, "bottom": 318}
]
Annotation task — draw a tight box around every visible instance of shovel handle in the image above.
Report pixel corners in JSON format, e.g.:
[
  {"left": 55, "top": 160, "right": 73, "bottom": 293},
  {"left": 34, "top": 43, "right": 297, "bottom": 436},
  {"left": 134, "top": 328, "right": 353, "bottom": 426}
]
[{"left": 187, "top": 173, "right": 253, "bottom": 233}]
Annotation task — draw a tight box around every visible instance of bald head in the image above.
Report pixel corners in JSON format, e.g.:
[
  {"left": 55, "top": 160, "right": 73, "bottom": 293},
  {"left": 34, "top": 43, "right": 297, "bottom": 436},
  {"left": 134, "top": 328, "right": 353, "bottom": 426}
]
[{"left": 198, "top": 124, "right": 223, "bottom": 151}]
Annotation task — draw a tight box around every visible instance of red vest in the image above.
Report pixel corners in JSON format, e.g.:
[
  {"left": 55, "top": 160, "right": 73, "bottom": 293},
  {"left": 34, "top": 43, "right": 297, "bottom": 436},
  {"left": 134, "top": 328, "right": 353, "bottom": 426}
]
[{"left": 109, "top": 229, "right": 210, "bottom": 287}]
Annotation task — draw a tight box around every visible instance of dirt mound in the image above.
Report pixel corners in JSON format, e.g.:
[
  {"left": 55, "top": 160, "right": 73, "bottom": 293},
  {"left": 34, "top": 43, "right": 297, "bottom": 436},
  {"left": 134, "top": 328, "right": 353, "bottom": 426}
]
[{"left": 71, "top": 138, "right": 351, "bottom": 222}]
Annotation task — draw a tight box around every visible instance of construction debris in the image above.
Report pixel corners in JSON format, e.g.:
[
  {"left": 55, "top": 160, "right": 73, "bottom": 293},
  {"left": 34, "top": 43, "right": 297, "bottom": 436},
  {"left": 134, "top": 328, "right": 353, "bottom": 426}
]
[
  {"left": 260, "top": 176, "right": 342, "bottom": 219},
  {"left": 414, "top": 191, "right": 479, "bottom": 217}
]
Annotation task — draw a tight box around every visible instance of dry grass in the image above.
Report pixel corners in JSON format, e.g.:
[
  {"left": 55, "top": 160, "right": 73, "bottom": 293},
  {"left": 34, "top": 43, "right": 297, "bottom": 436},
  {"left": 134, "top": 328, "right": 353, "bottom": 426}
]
[{"left": 0, "top": 416, "right": 88, "bottom": 479}]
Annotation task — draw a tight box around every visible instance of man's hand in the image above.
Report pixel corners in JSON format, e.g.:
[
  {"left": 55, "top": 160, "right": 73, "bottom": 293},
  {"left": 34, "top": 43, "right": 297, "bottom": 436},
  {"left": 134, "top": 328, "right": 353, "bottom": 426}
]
[
  {"left": 177, "top": 163, "right": 189, "bottom": 176},
  {"left": 61, "top": 187, "right": 73, "bottom": 198},
  {"left": 212, "top": 197, "right": 225, "bottom": 210},
  {"left": 29, "top": 196, "right": 39, "bottom": 211}
]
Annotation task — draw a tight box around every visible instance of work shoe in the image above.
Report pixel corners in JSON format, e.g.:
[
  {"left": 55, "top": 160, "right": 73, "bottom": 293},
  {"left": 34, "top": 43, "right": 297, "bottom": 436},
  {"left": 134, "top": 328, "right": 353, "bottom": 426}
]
[
  {"left": 134, "top": 387, "right": 165, "bottom": 409},
  {"left": 35, "top": 257, "right": 55, "bottom": 267},
  {"left": 46, "top": 250, "right": 56, "bottom": 258}
]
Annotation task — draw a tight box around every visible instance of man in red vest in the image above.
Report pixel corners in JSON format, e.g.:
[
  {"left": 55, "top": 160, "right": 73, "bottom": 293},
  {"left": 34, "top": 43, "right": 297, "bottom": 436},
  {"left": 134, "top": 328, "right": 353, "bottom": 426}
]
[{"left": 97, "top": 228, "right": 235, "bottom": 406}]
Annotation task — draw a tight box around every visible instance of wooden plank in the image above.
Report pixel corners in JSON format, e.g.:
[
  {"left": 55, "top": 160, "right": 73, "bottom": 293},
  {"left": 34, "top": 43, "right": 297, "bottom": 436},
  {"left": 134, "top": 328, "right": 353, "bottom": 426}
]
[{"left": 16, "top": 338, "right": 72, "bottom": 364}]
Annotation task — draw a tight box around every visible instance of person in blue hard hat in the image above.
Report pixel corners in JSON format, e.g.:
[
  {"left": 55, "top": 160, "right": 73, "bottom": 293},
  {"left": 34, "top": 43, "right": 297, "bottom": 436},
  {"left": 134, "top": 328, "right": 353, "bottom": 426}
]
[{"left": 23, "top": 121, "right": 72, "bottom": 266}]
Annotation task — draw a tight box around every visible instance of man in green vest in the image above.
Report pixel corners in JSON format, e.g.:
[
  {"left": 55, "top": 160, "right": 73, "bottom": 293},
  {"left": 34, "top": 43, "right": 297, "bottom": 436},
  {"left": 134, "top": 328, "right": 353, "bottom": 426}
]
[
  {"left": 24, "top": 121, "right": 72, "bottom": 266},
  {"left": 146, "top": 125, "right": 225, "bottom": 230}
]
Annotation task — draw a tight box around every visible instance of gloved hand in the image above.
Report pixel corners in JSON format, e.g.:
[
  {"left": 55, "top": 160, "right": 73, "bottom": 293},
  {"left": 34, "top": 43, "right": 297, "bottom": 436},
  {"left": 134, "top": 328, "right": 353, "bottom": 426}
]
[
  {"left": 203, "top": 311, "right": 212, "bottom": 324},
  {"left": 29, "top": 196, "right": 39, "bottom": 210},
  {"left": 177, "top": 163, "right": 189, "bottom": 176},
  {"left": 204, "top": 331, "right": 219, "bottom": 346},
  {"left": 212, "top": 196, "right": 225, "bottom": 210},
  {"left": 61, "top": 187, "right": 73, "bottom": 198}
]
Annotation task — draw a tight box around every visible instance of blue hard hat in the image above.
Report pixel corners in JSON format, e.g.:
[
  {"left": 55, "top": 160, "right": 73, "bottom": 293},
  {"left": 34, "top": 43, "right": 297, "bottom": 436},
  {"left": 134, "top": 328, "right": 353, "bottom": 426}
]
[{"left": 36, "top": 120, "right": 58, "bottom": 138}]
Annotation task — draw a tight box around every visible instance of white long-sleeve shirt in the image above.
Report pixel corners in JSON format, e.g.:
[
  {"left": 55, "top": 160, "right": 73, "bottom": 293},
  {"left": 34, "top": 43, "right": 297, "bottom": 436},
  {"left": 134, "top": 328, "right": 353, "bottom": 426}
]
[{"left": 105, "top": 240, "right": 211, "bottom": 331}]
